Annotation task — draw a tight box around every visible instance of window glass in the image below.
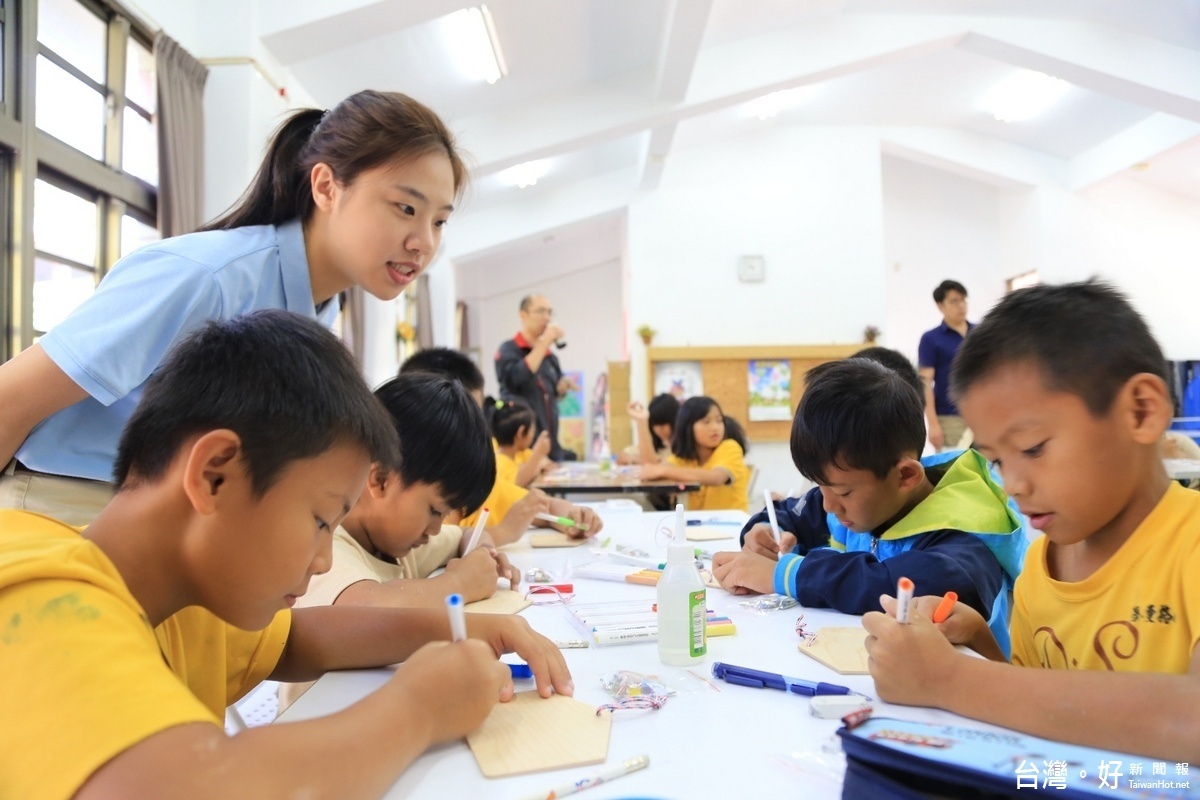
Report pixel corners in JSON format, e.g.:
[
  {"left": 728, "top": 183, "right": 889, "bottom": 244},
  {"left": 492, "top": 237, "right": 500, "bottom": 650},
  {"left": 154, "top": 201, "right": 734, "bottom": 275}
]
[
  {"left": 34, "top": 178, "right": 97, "bottom": 266},
  {"left": 122, "top": 106, "right": 157, "bottom": 185},
  {"left": 125, "top": 38, "right": 155, "bottom": 113},
  {"left": 37, "top": 0, "right": 106, "bottom": 83},
  {"left": 33, "top": 257, "right": 95, "bottom": 333},
  {"left": 120, "top": 213, "right": 159, "bottom": 258},
  {"left": 35, "top": 54, "right": 104, "bottom": 159}
]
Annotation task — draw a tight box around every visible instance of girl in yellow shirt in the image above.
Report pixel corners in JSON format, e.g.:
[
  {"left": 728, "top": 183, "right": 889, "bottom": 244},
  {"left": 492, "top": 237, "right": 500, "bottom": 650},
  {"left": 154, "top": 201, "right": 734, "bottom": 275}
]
[
  {"left": 488, "top": 398, "right": 554, "bottom": 487},
  {"left": 638, "top": 396, "right": 750, "bottom": 512}
]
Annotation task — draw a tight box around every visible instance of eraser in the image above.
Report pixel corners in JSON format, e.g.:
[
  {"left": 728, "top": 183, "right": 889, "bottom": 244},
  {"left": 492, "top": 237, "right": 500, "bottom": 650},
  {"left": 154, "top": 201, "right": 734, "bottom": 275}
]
[
  {"left": 809, "top": 694, "right": 871, "bottom": 720},
  {"left": 508, "top": 663, "right": 534, "bottom": 680}
]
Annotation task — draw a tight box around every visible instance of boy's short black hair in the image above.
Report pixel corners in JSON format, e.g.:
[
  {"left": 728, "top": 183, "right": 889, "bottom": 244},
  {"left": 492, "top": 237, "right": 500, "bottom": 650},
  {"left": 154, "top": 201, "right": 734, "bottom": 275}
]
[
  {"left": 399, "top": 347, "right": 484, "bottom": 394},
  {"left": 647, "top": 393, "right": 680, "bottom": 450},
  {"left": 855, "top": 346, "right": 925, "bottom": 406},
  {"left": 374, "top": 373, "right": 495, "bottom": 515},
  {"left": 114, "top": 310, "right": 398, "bottom": 495},
  {"left": 951, "top": 279, "right": 1167, "bottom": 416},
  {"left": 486, "top": 396, "right": 537, "bottom": 447},
  {"left": 791, "top": 358, "right": 925, "bottom": 485},
  {"left": 933, "top": 280, "right": 967, "bottom": 303}
]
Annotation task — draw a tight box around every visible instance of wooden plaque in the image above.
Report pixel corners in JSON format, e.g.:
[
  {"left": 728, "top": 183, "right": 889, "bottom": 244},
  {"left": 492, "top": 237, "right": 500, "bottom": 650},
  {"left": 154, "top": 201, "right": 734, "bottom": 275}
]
[
  {"left": 797, "top": 626, "right": 870, "bottom": 675},
  {"left": 530, "top": 532, "right": 589, "bottom": 548},
  {"left": 465, "top": 590, "right": 532, "bottom": 615},
  {"left": 466, "top": 692, "right": 611, "bottom": 778}
]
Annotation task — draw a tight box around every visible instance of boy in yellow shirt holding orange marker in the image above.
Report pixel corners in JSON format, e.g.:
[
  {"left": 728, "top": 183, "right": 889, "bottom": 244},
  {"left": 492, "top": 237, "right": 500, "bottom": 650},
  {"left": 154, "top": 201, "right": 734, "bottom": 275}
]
[{"left": 865, "top": 281, "right": 1200, "bottom": 761}]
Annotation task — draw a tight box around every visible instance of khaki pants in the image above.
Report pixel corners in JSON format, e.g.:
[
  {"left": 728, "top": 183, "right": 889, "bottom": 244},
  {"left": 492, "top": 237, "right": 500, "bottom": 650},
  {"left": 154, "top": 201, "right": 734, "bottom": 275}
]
[
  {"left": 937, "top": 415, "right": 972, "bottom": 451},
  {"left": 0, "top": 460, "right": 114, "bottom": 527}
]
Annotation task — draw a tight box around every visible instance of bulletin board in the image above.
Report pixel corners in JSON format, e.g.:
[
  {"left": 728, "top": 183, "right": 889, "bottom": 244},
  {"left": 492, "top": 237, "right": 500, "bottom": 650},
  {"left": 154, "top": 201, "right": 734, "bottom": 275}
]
[{"left": 645, "top": 345, "right": 862, "bottom": 442}]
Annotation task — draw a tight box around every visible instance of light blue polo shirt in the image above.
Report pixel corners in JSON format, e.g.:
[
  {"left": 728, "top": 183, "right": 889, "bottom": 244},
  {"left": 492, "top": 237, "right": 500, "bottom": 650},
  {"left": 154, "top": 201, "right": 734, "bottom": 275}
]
[{"left": 18, "top": 219, "right": 338, "bottom": 482}]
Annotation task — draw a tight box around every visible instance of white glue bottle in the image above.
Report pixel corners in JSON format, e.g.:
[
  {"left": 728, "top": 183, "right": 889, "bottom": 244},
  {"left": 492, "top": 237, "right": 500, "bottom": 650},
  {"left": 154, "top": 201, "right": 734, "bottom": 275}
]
[{"left": 657, "top": 503, "right": 707, "bottom": 666}]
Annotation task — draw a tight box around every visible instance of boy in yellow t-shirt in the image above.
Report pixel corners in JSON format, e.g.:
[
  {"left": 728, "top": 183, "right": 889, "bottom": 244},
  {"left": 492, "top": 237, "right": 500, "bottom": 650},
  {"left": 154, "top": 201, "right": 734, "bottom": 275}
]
[
  {"left": 864, "top": 281, "right": 1200, "bottom": 762},
  {"left": 399, "top": 347, "right": 603, "bottom": 542},
  {"left": 299, "top": 372, "right": 519, "bottom": 611},
  {"left": 0, "top": 312, "right": 572, "bottom": 800},
  {"left": 639, "top": 396, "right": 750, "bottom": 512}
]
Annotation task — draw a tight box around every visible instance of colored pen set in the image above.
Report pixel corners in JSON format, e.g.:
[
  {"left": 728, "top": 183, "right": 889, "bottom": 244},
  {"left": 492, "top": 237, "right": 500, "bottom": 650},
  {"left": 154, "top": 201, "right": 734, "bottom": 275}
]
[{"left": 567, "top": 599, "right": 736, "bottom": 646}]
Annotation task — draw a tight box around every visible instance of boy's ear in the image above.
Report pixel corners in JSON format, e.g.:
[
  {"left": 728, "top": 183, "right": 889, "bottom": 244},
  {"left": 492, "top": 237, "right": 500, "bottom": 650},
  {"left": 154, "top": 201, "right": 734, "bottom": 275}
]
[
  {"left": 366, "top": 464, "right": 394, "bottom": 498},
  {"left": 181, "top": 430, "right": 243, "bottom": 514},
  {"left": 1122, "top": 373, "right": 1173, "bottom": 445},
  {"left": 895, "top": 457, "right": 926, "bottom": 491}
]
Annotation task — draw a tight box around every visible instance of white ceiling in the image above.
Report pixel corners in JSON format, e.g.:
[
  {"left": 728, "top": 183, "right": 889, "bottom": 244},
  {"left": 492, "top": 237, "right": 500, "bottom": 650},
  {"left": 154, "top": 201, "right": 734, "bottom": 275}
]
[{"left": 257, "top": 0, "right": 1200, "bottom": 270}]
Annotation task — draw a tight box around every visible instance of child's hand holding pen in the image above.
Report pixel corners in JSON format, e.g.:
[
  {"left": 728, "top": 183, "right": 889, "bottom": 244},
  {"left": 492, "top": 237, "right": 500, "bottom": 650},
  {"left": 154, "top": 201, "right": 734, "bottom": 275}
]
[
  {"left": 446, "top": 549, "right": 513, "bottom": 602},
  {"left": 742, "top": 523, "right": 798, "bottom": 559},
  {"left": 862, "top": 602, "right": 961, "bottom": 710},
  {"left": 393, "top": 638, "right": 512, "bottom": 744},
  {"left": 874, "top": 592, "right": 1007, "bottom": 663}
]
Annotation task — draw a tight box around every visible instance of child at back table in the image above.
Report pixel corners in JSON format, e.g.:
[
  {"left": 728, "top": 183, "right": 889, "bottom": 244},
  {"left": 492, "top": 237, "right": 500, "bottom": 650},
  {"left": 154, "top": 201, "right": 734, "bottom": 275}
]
[
  {"left": 0, "top": 311, "right": 571, "bottom": 800},
  {"left": 713, "top": 358, "right": 1026, "bottom": 652},
  {"left": 488, "top": 398, "right": 553, "bottom": 488},
  {"left": 638, "top": 396, "right": 750, "bottom": 512},
  {"left": 865, "top": 280, "right": 1200, "bottom": 761},
  {"left": 399, "top": 347, "right": 603, "bottom": 542}
]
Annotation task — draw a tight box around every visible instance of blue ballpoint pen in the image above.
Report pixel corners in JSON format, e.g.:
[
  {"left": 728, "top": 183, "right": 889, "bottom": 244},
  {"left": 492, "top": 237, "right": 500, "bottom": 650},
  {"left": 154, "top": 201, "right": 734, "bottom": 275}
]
[{"left": 711, "top": 661, "right": 852, "bottom": 696}]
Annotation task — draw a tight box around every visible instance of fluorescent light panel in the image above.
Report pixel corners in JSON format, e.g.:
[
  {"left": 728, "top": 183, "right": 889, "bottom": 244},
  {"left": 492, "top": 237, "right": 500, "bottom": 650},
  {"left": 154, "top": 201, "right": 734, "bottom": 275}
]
[
  {"left": 743, "top": 86, "right": 817, "bottom": 120},
  {"left": 497, "top": 159, "right": 551, "bottom": 188},
  {"left": 445, "top": 5, "right": 508, "bottom": 84},
  {"left": 979, "top": 70, "right": 1070, "bottom": 123}
]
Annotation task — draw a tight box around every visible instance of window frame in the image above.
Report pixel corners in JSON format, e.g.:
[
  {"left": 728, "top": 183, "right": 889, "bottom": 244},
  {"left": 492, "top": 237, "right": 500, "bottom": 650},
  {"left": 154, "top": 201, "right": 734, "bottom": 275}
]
[{"left": 1, "top": 0, "right": 158, "bottom": 361}]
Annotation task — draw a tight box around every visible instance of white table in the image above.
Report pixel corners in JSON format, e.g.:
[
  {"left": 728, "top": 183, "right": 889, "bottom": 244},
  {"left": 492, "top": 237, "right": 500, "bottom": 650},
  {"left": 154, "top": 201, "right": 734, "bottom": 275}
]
[
  {"left": 1166, "top": 458, "right": 1200, "bottom": 481},
  {"left": 278, "top": 509, "right": 1007, "bottom": 799}
]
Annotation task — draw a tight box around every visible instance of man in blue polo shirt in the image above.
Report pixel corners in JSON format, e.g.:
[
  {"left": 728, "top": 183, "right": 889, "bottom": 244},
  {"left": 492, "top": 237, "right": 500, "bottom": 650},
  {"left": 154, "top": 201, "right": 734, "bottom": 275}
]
[{"left": 918, "top": 280, "right": 974, "bottom": 450}]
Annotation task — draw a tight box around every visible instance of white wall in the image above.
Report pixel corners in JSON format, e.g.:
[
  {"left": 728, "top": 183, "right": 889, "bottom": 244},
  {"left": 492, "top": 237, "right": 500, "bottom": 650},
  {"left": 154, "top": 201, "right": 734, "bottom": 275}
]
[
  {"left": 474, "top": 258, "right": 623, "bottom": 393},
  {"left": 626, "top": 126, "right": 888, "bottom": 401},
  {"left": 880, "top": 155, "right": 1011, "bottom": 366},
  {"left": 466, "top": 258, "right": 624, "bottom": 454},
  {"left": 1049, "top": 178, "right": 1200, "bottom": 359}
]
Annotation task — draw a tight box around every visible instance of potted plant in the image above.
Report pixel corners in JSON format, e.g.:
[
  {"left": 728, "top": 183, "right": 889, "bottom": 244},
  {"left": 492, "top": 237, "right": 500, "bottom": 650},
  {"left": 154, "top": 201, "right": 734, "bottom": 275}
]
[
  {"left": 636, "top": 324, "right": 656, "bottom": 346},
  {"left": 863, "top": 325, "right": 880, "bottom": 344}
]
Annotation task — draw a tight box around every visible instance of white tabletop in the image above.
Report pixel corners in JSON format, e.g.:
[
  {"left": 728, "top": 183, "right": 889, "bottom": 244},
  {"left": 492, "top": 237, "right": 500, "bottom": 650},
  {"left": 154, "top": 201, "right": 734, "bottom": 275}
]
[
  {"left": 278, "top": 509, "right": 1008, "bottom": 799},
  {"left": 1166, "top": 458, "right": 1200, "bottom": 480}
]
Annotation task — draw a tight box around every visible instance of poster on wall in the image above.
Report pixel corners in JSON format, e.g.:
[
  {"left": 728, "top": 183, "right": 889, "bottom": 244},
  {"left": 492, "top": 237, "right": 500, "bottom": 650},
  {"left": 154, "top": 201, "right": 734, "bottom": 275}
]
[
  {"left": 590, "top": 372, "right": 608, "bottom": 460},
  {"left": 653, "top": 361, "right": 704, "bottom": 401},
  {"left": 557, "top": 370, "right": 586, "bottom": 459},
  {"left": 747, "top": 359, "right": 792, "bottom": 421}
]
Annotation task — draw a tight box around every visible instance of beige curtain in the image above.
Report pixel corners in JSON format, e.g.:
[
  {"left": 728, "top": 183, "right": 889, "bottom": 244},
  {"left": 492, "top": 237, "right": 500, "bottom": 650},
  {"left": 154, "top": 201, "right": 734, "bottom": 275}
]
[
  {"left": 456, "top": 300, "right": 470, "bottom": 349},
  {"left": 155, "top": 33, "right": 208, "bottom": 237},
  {"left": 415, "top": 275, "right": 434, "bottom": 349}
]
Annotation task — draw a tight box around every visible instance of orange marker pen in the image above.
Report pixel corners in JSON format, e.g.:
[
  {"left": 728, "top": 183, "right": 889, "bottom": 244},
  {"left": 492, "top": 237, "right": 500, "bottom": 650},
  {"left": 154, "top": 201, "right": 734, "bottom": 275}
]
[
  {"left": 932, "top": 591, "right": 958, "bottom": 624},
  {"left": 895, "top": 577, "right": 914, "bottom": 623}
]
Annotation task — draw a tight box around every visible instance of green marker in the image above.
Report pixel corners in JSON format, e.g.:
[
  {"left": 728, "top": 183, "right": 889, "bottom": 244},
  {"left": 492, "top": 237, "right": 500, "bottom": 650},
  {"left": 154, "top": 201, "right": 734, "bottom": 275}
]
[{"left": 535, "top": 512, "right": 589, "bottom": 531}]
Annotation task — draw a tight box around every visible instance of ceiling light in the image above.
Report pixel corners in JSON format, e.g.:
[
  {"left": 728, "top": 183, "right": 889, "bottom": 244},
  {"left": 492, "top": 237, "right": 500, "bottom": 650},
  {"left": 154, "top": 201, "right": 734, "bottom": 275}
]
[
  {"left": 979, "top": 70, "right": 1070, "bottom": 123},
  {"left": 743, "top": 86, "right": 815, "bottom": 120},
  {"left": 497, "top": 160, "right": 550, "bottom": 188},
  {"left": 445, "top": 5, "right": 508, "bottom": 85}
]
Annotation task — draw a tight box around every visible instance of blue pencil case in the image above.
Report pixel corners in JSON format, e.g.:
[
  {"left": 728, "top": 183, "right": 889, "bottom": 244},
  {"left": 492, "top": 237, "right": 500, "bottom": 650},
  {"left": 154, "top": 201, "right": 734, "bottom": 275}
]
[{"left": 838, "top": 717, "right": 1200, "bottom": 800}]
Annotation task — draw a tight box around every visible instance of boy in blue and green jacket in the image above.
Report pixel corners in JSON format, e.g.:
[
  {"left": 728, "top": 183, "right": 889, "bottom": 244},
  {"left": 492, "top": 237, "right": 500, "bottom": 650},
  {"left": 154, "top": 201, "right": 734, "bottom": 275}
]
[{"left": 712, "top": 358, "right": 1026, "bottom": 654}]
